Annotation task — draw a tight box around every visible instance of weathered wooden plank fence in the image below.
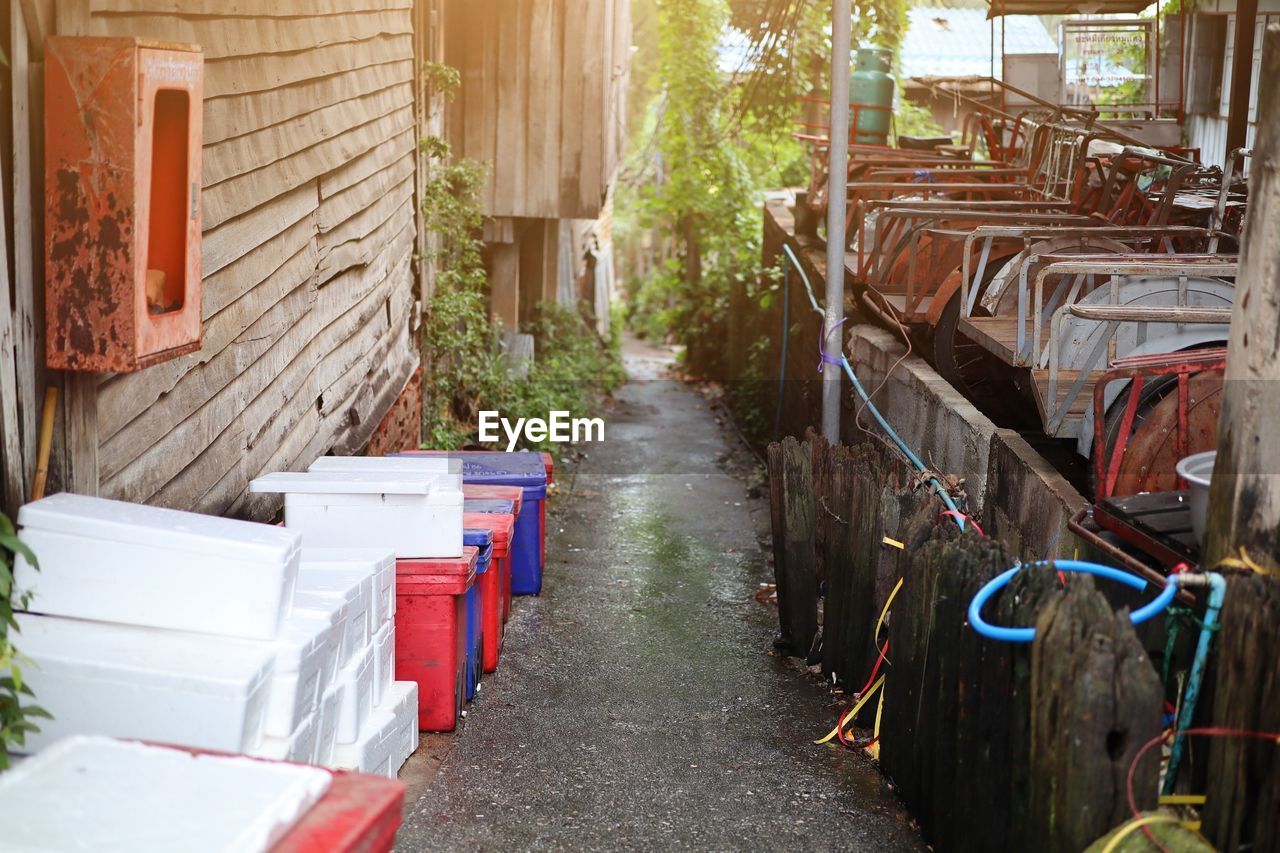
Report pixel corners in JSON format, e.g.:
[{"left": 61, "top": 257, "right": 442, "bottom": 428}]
[{"left": 766, "top": 435, "right": 1194, "bottom": 851}]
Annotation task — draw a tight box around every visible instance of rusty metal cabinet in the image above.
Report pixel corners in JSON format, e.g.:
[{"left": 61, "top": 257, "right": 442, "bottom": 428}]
[{"left": 45, "top": 36, "right": 204, "bottom": 372}]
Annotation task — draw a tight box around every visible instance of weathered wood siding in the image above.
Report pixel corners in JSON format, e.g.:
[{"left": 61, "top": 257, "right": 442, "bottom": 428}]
[
  {"left": 61, "top": 0, "right": 422, "bottom": 519},
  {"left": 444, "top": 0, "right": 631, "bottom": 220}
]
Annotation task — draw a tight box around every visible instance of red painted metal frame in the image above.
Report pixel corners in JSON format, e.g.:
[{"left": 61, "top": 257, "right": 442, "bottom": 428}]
[{"left": 1090, "top": 347, "right": 1227, "bottom": 502}]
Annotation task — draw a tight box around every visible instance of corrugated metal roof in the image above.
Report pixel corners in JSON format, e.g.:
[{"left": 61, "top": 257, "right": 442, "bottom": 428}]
[{"left": 900, "top": 8, "right": 1058, "bottom": 79}]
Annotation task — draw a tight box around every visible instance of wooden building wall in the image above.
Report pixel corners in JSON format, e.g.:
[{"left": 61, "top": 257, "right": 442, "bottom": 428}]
[
  {"left": 50, "top": 0, "right": 423, "bottom": 520},
  {"left": 444, "top": 0, "right": 631, "bottom": 221}
]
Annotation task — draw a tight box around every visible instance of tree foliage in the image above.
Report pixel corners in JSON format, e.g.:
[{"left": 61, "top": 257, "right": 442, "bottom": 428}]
[{"left": 617, "top": 0, "right": 908, "bottom": 364}]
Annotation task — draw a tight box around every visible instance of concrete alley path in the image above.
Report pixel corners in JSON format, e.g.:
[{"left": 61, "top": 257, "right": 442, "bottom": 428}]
[{"left": 396, "top": 340, "right": 923, "bottom": 851}]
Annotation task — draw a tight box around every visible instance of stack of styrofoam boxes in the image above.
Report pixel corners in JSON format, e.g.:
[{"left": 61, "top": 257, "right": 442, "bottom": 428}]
[
  {"left": 251, "top": 466, "right": 463, "bottom": 776},
  {"left": 10, "top": 494, "right": 306, "bottom": 759},
  {"left": 293, "top": 549, "right": 417, "bottom": 778}
]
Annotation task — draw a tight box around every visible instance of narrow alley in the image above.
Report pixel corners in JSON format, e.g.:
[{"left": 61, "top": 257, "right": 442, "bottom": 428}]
[{"left": 397, "top": 344, "right": 922, "bottom": 850}]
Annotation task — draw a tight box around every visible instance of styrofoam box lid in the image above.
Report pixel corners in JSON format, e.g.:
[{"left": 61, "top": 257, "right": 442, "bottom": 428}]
[
  {"left": 15, "top": 613, "right": 275, "bottom": 697},
  {"left": 309, "top": 456, "right": 462, "bottom": 475},
  {"left": 299, "top": 548, "right": 394, "bottom": 576},
  {"left": 17, "top": 493, "right": 300, "bottom": 564},
  {"left": 294, "top": 568, "right": 370, "bottom": 609},
  {"left": 0, "top": 736, "right": 331, "bottom": 853},
  {"left": 250, "top": 471, "right": 439, "bottom": 496},
  {"left": 290, "top": 590, "right": 345, "bottom": 629}
]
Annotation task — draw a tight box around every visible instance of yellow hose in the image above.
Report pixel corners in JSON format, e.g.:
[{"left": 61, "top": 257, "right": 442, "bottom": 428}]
[
  {"left": 1099, "top": 816, "right": 1180, "bottom": 853},
  {"left": 816, "top": 675, "right": 885, "bottom": 745}
]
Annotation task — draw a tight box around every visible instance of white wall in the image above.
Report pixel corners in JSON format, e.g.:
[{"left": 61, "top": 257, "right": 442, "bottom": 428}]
[{"left": 1184, "top": 7, "right": 1280, "bottom": 169}]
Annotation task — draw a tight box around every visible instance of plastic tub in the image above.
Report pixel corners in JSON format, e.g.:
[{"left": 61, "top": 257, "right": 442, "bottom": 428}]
[
  {"left": 1177, "top": 450, "right": 1217, "bottom": 545},
  {"left": 395, "top": 548, "right": 477, "bottom": 732},
  {"left": 462, "top": 529, "right": 492, "bottom": 701},
  {"left": 464, "top": 492, "right": 520, "bottom": 624},
  {"left": 465, "top": 511, "right": 515, "bottom": 671},
  {"left": 398, "top": 452, "right": 547, "bottom": 595}
]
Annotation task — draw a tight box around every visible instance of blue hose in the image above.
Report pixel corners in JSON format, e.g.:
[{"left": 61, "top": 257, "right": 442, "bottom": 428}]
[
  {"left": 1163, "top": 572, "right": 1225, "bottom": 794},
  {"left": 779, "top": 242, "right": 967, "bottom": 528},
  {"left": 968, "top": 560, "right": 1180, "bottom": 643}
]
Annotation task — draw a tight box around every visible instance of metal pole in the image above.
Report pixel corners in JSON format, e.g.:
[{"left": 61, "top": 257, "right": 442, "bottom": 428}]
[{"left": 823, "top": 0, "right": 851, "bottom": 442}]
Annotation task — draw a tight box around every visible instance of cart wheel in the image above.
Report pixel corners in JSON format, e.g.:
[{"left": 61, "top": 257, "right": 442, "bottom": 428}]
[
  {"left": 932, "top": 290, "right": 986, "bottom": 395},
  {"left": 1092, "top": 370, "right": 1224, "bottom": 500}
]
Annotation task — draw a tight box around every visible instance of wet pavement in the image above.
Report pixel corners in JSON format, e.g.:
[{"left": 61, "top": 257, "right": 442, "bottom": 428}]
[{"left": 396, "top": 341, "right": 923, "bottom": 851}]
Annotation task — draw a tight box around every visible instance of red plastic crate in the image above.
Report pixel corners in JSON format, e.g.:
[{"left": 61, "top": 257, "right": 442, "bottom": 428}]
[
  {"left": 272, "top": 769, "right": 406, "bottom": 853},
  {"left": 395, "top": 548, "right": 476, "bottom": 732},
  {"left": 463, "top": 485, "right": 522, "bottom": 623},
  {"left": 464, "top": 511, "right": 515, "bottom": 674}
]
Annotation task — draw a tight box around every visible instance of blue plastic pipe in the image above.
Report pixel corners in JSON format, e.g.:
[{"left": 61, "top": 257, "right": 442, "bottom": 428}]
[
  {"left": 1162, "top": 572, "right": 1226, "bottom": 795},
  {"left": 779, "top": 243, "right": 967, "bottom": 529},
  {"left": 968, "top": 560, "right": 1180, "bottom": 643}
]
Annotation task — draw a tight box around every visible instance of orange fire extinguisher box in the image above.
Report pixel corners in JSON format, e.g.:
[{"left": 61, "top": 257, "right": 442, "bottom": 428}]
[{"left": 45, "top": 36, "right": 204, "bottom": 372}]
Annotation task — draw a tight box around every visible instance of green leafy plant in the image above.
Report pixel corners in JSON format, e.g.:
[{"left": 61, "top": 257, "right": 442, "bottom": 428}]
[
  {"left": 422, "top": 60, "right": 462, "bottom": 101},
  {"left": 0, "top": 513, "right": 47, "bottom": 770},
  {"left": 418, "top": 133, "right": 624, "bottom": 454}
]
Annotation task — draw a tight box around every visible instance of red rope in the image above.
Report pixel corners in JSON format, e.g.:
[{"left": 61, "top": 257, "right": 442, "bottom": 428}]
[{"left": 1126, "top": 726, "right": 1280, "bottom": 850}]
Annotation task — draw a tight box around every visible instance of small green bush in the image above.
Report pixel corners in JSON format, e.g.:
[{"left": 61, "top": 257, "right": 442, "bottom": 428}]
[
  {"left": 418, "top": 133, "right": 624, "bottom": 454},
  {"left": 0, "top": 513, "right": 48, "bottom": 770}
]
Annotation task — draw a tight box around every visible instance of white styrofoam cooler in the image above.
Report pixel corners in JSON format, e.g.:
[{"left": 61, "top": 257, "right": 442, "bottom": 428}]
[
  {"left": 292, "top": 569, "right": 370, "bottom": 668},
  {"left": 15, "top": 614, "right": 275, "bottom": 755},
  {"left": 300, "top": 548, "right": 395, "bottom": 628},
  {"left": 0, "top": 736, "right": 330, "bottom": 853},
  {"left": 250, "top": 471, "right": 463, "bottom": 559},
  {"left": 308, "top": 454, "right": 462, "bottom": 482},
  {"left": 314, "top": 684, "right": 342, "bottom": 767},
  {"left": 251, "top": 712, "right": 318, "bottom": 766},
  {"left": 379, "top": 681, "right": 419, "bottom": 773},
  {"left": 262, "top": 611, "right": 338, "bottom": 739},
  {"left": 13, "top": 493, "right": 300, "bottom": 641},
  {"left": 309, "top": 455, "right": 462, "bottom": 472},
  {"left": 333, "top": 644, "right": 374, "bottom": 745},
  {"left": 372, "top": 622, "right": 395, "bottom": 704},
  {"left": 330, "top": 709, "right": 398, "bottom": 778}
]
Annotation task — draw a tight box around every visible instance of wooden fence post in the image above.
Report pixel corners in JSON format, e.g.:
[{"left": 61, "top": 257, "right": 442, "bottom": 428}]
[
  {"left": 1202, "top": 573, "right": 1280, "bottom": 851},
  {"left": 1028, "top": 579, "right": 1163, "bottom": 853},
  {"left": 1204, "top": 25, "right": 1280, "bottom": 569},
  {"left": 767, "top": 436, "right": 818, "bottom": 656}
]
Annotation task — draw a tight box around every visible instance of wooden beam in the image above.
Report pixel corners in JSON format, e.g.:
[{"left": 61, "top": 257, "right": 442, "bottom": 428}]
[
  {"left": 0, "top": 128, "right": 25, "bottom": 516},
  {"left": 1225, "top": 0, "right": 1260, "bottom": 166},
  {"left": 541, "top": 218, "right": 561, "bottom": 305},
  {"left": 1204, "top": 24, "right": 1280, "bottom": 568},
  {"left": 489, "top": 241, "right": 520, "bottom": 331},
  {"left": 13, "top": 0, "right": 42, "bottom": 500}
]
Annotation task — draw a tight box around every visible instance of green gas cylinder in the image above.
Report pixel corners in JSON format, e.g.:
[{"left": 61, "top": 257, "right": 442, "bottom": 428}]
[{"left": 850, "top": 47, "right": 894, "bottom": 145}]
